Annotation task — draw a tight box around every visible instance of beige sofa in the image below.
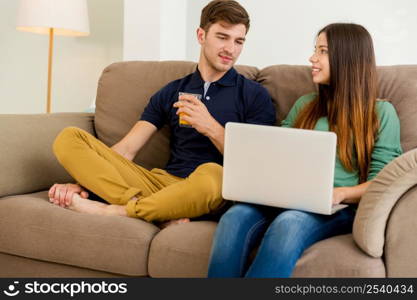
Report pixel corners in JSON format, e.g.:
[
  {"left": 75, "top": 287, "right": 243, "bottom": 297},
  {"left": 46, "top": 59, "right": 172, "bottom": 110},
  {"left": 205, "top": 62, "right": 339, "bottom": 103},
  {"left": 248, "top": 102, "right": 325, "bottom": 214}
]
[{"left": 1, "top": 61, "right": 417, "bottom": 278}]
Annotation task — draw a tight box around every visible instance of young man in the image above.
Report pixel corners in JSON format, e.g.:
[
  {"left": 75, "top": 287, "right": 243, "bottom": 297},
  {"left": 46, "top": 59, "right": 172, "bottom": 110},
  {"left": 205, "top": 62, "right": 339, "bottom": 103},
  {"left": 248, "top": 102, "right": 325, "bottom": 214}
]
[{"left": 48, "top": 0, "right": 276, "bottom": 225}]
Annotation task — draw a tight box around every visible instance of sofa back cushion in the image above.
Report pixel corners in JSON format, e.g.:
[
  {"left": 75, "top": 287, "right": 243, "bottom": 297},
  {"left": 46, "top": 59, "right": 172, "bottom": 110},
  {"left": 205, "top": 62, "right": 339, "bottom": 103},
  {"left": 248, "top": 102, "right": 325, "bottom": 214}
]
[
  {"left": 376, "top": 66, "right": 417, "bottom": 152},
  {"left": 258, "top": 65, "right": 316, "bottom": 125},
  {"left": 94, "top": 61, "right": 259, "bottom": 169},
  {"left": 258, "top": 64, "right": 417, "bottom": 152}
]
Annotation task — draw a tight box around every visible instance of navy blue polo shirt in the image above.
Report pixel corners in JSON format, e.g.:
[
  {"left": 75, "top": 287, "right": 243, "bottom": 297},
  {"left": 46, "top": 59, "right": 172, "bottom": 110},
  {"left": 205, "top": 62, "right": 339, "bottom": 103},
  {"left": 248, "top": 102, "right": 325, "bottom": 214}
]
[{"left": 140, "top": 67, "right": 276, "bottom": 178}]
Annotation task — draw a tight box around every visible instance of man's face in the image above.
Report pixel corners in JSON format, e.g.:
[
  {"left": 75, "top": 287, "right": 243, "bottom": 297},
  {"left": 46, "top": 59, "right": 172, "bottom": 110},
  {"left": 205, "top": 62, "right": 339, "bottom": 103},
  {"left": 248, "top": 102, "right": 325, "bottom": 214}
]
[{"left": 198, "top": 21, "right": 246, "bottom": 74}]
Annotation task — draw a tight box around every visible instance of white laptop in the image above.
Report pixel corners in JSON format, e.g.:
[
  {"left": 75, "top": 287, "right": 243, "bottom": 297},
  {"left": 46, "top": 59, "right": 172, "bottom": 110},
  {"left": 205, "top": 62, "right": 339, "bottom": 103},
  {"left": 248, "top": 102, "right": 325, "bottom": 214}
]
[{"left": 222, "top": 122, "right": 348, "bottom": 215}]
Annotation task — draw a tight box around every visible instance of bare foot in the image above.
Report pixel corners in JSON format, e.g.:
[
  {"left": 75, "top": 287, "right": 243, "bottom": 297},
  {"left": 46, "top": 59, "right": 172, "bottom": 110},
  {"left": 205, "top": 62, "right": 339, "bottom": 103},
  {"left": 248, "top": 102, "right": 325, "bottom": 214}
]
[
  {"left": 159, "top": 218, "right": 190, "bottom": 229},
  {"left": 69, "top": 194, "right": 127, "bottom": 217}
]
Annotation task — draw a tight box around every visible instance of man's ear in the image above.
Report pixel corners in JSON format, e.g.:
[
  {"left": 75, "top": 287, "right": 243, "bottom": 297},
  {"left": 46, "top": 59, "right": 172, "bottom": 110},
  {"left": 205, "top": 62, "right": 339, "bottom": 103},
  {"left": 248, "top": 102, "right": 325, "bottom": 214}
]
[{"left": 197, "top": 27, "right": 206, "bottom": 45}]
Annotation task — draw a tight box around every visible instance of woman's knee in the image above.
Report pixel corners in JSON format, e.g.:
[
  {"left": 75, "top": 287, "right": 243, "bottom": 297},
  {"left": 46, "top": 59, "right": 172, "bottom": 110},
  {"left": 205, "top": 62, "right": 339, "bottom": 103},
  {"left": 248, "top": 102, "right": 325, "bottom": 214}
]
[
  {"left": 220, "top": 204, "right": 264, "bottom": 227},
  {"left": 268, "top": 210, "right": 314, "bottom": 233}
]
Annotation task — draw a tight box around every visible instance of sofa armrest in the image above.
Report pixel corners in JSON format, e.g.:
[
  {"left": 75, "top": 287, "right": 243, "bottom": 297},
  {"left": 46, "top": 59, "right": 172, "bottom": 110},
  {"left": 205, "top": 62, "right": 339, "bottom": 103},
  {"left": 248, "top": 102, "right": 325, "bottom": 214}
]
[
  {"left": 353, "top": 148, "right": 417, "bottom": 258},
  {"left": 0, "top": 113, "right": 95, "bottom": 197},
  {"left": 384, "top": 186, "right": 417, "bottom": 277}
]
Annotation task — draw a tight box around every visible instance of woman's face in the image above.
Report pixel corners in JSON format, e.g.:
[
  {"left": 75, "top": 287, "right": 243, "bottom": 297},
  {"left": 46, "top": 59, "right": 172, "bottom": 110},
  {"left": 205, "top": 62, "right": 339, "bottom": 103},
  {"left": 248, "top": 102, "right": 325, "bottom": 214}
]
[{"left": 309, "top": 32, "right": 330, "bottom": 85}]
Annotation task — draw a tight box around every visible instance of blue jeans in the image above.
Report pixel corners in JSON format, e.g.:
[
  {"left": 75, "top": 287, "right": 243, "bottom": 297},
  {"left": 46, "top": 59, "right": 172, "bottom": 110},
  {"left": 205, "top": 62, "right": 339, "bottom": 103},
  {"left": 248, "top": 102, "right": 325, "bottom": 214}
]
[{"left": 207, "top": 203, "right": 356, "bottom": 278}]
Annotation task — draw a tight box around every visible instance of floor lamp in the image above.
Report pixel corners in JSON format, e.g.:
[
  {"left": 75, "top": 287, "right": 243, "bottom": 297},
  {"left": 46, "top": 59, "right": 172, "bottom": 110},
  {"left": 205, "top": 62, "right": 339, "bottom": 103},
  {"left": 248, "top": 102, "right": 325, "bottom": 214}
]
[{"left": 16, "top": 0, "right": 90, "bottom": 113}]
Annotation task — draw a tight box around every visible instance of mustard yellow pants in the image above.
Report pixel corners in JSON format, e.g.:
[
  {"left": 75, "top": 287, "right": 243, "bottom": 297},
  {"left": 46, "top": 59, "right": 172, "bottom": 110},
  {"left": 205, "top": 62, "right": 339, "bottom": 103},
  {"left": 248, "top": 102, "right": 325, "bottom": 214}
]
[{"left": 52, "top": 127, "right": 225, "bottom": 222}]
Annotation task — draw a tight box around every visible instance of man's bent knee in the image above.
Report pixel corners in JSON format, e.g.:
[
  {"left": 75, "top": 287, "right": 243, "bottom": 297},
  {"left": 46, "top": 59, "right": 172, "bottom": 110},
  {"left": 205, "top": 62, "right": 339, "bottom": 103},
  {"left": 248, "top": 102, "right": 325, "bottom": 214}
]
[
  {"left": 194, "top": 163, "right": 224, "bottom": 211},
  {"left": 53, "top": 127, "right": 87, "bottom": 162},
  {"left": 194, "top": 162, "right": 223, "bottom": 177}
]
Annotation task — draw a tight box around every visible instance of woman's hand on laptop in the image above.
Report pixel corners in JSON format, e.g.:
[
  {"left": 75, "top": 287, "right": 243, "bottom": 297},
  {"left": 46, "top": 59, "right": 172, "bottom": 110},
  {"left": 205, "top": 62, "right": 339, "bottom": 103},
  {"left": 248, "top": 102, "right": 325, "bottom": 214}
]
[
  {"left": 332, "top": 187, "right": 347, "bottom": 205},
  {"left": 332, "top": 181, "right": 372, "bottom": 205}
]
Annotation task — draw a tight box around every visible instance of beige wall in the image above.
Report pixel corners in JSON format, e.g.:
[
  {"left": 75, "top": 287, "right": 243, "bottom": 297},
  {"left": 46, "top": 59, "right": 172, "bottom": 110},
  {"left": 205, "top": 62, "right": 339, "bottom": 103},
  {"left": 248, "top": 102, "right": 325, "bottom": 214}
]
[
  {"left": 185, "top": 0, "right": 417, "bottom": 68},
  {"left": 123, "top": 0, "right": 187, "bottom": 61},
  {"left": 0, "top": 0, "right": 123, "bottom": 114},
  {"left": 124, "top": 0, "right": 417, "bottom": 67}
]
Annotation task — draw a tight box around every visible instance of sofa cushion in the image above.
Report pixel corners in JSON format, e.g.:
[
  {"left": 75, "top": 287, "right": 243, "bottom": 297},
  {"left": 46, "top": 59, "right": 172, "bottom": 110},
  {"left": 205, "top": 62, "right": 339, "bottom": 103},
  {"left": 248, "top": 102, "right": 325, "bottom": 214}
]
[
  {"left": 0, "top": 113, "right": 95, "bottom": 198},
  {"left": 0, "top": 191, "right": 159, "bottom": 276},
  {"left": 0, "top": 252, "right": 120, "bottom": 278},
  {"left": 292, "top": 234, "right": 386, "bottom": 277},
  {"left": 147, "top": 221, "right": 384, "bottom": 278},
  {"left": 257, "top": 65, "right": 316, "bottom": 125},
  {"left": 94, "top": 61, "right": 259, "bottom": 170},
  {"left": 377, "top": 66, "right": 417, "bottom": 152},
  {"left": 148, "top": 221, "right": 217, "bottom": 277}
]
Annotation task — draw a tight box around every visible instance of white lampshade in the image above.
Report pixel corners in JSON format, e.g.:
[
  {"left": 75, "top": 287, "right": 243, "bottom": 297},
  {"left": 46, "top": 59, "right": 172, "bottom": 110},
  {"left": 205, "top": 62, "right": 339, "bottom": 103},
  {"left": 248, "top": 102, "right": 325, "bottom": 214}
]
[{"left": 16, "top": 0, "right": 90, "bottom": 36}]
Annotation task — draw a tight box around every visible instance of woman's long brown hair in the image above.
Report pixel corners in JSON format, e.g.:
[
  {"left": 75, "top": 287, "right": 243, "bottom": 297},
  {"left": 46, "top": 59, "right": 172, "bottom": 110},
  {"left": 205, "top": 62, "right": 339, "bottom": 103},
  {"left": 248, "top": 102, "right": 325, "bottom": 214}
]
[{"left": 294, "top": 23, "right": 379, "bottom": 183}]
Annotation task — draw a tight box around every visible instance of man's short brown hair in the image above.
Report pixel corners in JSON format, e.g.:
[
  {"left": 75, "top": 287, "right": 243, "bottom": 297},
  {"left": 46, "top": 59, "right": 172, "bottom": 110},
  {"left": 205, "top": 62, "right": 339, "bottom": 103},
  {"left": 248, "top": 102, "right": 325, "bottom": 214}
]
[{"left": 200, "top": 0, "right": 250, "bottom": 33}]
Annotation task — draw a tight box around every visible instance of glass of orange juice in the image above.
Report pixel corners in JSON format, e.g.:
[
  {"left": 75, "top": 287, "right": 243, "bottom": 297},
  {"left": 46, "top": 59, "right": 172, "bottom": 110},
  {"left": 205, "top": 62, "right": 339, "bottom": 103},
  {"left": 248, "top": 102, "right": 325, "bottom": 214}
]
[{"left": 178, "top": 92, "right": 202, "bottom": 128}]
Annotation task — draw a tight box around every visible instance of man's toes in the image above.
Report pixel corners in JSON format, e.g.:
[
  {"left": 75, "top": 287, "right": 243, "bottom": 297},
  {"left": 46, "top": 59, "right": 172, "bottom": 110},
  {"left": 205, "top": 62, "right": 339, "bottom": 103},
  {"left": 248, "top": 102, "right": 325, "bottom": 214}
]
[{"left": 159, "top": 218, "right": 191, "bottom": 229}]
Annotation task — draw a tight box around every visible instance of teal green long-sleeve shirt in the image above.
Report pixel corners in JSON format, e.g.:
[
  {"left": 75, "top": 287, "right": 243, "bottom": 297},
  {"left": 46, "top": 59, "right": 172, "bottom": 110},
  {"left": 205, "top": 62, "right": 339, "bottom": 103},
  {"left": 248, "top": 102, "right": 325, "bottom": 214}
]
[{"left": 281, "top": 93, "right": 403, "bottom": 187}]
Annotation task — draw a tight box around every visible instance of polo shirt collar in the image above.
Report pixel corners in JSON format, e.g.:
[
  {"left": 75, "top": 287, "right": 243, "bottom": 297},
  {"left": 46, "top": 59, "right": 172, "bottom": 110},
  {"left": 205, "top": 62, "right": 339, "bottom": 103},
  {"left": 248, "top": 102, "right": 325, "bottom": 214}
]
[{"left": 189, "top": 67, "right": 238, "bottom": 88}]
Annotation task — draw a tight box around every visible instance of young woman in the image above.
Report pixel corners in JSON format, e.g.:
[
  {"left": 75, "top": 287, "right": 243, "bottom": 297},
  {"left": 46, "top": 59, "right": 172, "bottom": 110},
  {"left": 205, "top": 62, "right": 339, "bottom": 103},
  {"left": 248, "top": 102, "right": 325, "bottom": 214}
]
[{"left": 207, "top": 23, "right": 403, "bottom": 278}]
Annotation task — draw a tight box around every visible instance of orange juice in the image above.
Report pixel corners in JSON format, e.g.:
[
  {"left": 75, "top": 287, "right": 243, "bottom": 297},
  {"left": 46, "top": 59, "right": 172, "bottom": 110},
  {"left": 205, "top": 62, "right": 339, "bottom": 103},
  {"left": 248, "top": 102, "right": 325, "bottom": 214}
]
[{"left": 178, "top": 92, "right": 202, "bottom": 127}]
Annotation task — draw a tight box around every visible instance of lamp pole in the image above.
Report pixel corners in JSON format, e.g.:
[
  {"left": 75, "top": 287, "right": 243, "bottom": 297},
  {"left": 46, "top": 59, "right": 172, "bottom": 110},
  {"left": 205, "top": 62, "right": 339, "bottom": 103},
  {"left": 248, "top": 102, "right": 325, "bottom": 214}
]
[
  {"left": 16, "top": 0, "right": 90, "bottom": 114},
  {"left": 46, "top": 27, "right": 54, "bottom": 113}
]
